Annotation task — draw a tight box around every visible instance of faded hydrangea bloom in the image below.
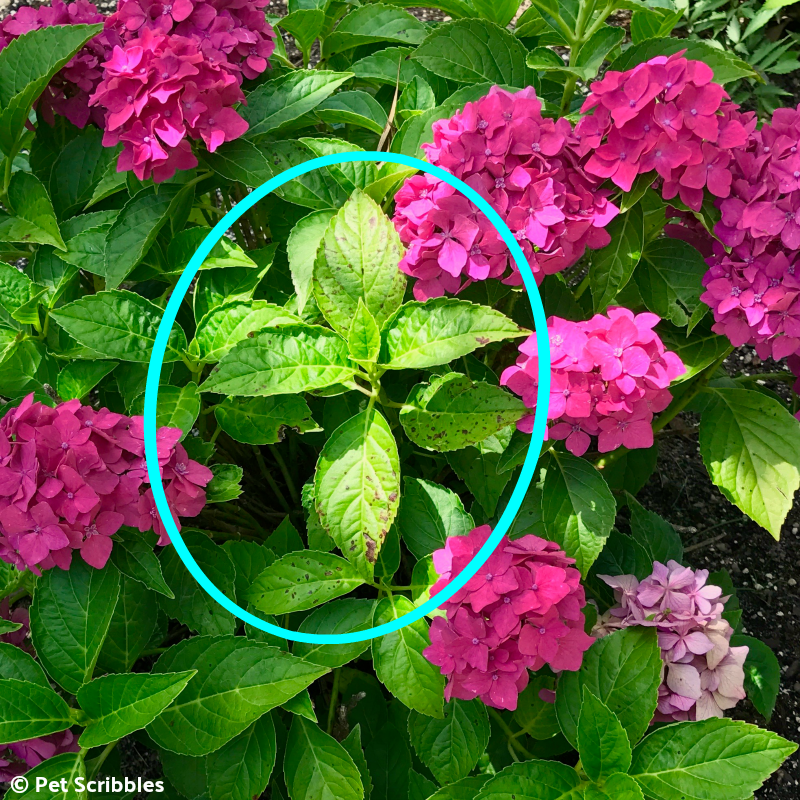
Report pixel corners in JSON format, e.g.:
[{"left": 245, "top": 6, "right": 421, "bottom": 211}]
[
  {"left": 422, "top": 525, "right": 593, "bottom": 711},
  {"left": 500, "top": 309, "right": 685, "bottom": 455},
  {"left": 595, "top": 560, "right": 748, "bottom": 722}
]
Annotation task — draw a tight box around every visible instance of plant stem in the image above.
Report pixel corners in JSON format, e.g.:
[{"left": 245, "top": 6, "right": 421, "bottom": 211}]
[
  {"left": 327, "top": 668, "right": 340, "bottom": 735},
  {"left": 253, "top": 446, "right": 292, "bottom": 514},
  {"left": 87, "top": 740, "right": 119, "bottom": 779},
  {"left": 573, "top": 274, "right": 590, "bottom": 299},
  {"left": 487, "top": 709, "right": 535, "bottom": 760},
  {"left": 735, "top": 371, "right": 795, "bottom": 384},
  {"left": 269, "top": 445, "right": 300, "bottom": 506}
]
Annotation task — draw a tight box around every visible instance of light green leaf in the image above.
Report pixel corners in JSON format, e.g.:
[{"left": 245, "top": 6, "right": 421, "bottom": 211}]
[
  {"left": 427, "top": 776, "right": 490, "bottom": 800},
  {"left": 380, "top": 299, "right": 526, "bottom": 370},
  {"left": 2, "top": 171, "right": 65, "bottom": 250},
  {"left": 397, "top": 477, "right": 474, "bottom": 560},
  {"left": 248, "top": 551, "right": 365, "bottom": 614},
  {"left": 146, "top": 635, "right": 329, "bottom": 756},
  {"left": 215, "top": 394, "right": 319, "bottom": 445},
  {"left": 372, "top": 596, "right": 444, "bottom": 718},
  {"left": 4, "top": 752, "right": 85, "bottom": 800},
  {"left": 470, "top": 0, "right": 521, "bottom": 26},
  {"left": 408, "top": 699, "right": 489, "bottom": 785},
  {"left": 397, "top": 76, "right": 436, "bottom": 121},
  {"left": 166, "top": 227, "right": 256, "bottom": 274},
  {"left": 193, "top": 251, "right": 273, "bottom": 323},
  {"left": 56, "top": 360, "right": 118, "bottom": 401},
  {"left": 412, "top": 20, "right": 534, "bottom": 85},
  {"left": 0, "top": 338, "right": 58, "bottom": 397},
  {"left": 293, "top": 599, "right": 375, "bottom": 668},
  {"left": 201, "top": 323, "right": 354, "bottom": 397},
  {"left": 206, "top": 715, "right": 277, "bottom": 800},
  {"left": 585, "top": 773, "right": 646, "bottom": 800},
  {"left": 541, "top": 450, "right": 615, "bottom": 577},
  {"left": 590, "top": 205, "right": 643, "bottom": 312},
  {"left": 578, "top": 688, "right": 632, "bottom": 782},
  {"left": 0, "top": 678, "right": 72, "bottom": 742},
  {"left": 109, "top": 527, "right": 174, "bottom": 599},
  {"left": 322, "top": 4, "right": 426, "bottom": 56},
  {"left": 207, "top": 466, "right": 243, "bottom": 502},
  {"left": 316, "top": 91, "right": 389, "bottom": 134},
  {"left": 50, "top": 290, "right": 188, "bottom": 363},
  {"left": 288, "top": 209, "right": 337, "bottom": 313},
  {"left": 77, "top": 670, "right": 196, "bottom": 748},
  {"left": 555, "top": 627, "right": 662, "bottom": 749},
  {"left": 400, "top": 373, "right": 526, "bottom": 452},
  {"left": 315, "top": 408, "right": 400, "bottom": 579},
  {"left": 158, "top": 530, "right": 237, "bottom": 636},
  {"left": 282, "top": 689, "right": 317, "bottom": 721},
  {"left": 313, "top": 189, "right": 406, "bottom": 337},
  {"left": 242, "top": 70, "right": 353, "bottom": 138},
  {"left": 30, "top": 558, "right": 121, "bottom": 694},
  {"left": 629, "top": 718, "right": 797, "bottom": 800},
  {"left": 349, "top": 299, "right": 381, "bottom": 363},
  {"left": 131, "top": 382, "right": 200, "bottom": 440},
  {"left": 475, "top": 759, "right": 584, "bottom": 799},
  {"left": 284, "top": 715, "right": 364, "bottom": 800},
  {"left": 699, "top": 387, "right": 800, "bottom": 539}
]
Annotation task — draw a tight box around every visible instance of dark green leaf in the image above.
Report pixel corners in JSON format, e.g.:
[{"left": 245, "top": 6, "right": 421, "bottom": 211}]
[
  {"left": 731, "top": 634, "right": 781, "bottom": 721},
  {"left": 578, "top": 688, "right": 632, "bottom": 782},
  {"left": 0, "top": 678, "right": 72, "bottom": 742}
]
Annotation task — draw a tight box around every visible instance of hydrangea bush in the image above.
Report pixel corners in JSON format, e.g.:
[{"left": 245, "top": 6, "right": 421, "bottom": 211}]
[{"left": 0, "top": 0, "right": 797, "bottom": 796}]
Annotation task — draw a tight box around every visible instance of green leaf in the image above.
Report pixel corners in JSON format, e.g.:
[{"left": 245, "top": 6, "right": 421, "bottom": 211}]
[
  {"left": 0, "top": 23, "right": 103, "bottom": 154},
  {"left": 288, "top": 210, "right": 337, "bottom": 314},
  {"left": 469, "top": 0, "right": 521, "bottom": 26},
  {"left": 0, "top": 642, "right": 50, "bottom": 687},
  {"left": 731, "top": 634, "right": 781, "bottom": 721},
  {"left": 656, "top": 321, "right": 733, "bottom": 385},
  {"left": 77, "top": 670, "right": 196, "bottom": 748},
  {"left": 51, "top": 290, "right": 188, "bottom": 363},
  {"left": 590, "top": 205, "right": 643, "bottom": 312},
  {"left": 555, "top": 627, "right": 662, "bottom": 749},
  {"left": 96, "top": 575, "right": 159, "bottom": 674},
  {"left": 146, "top": 635, "right": 329, "bottom": 756},
  {"left": 313, "top": 189, "right": 406, "bottom": 337},
  {"left": 131, "top": 382, "right": 200, "bottom": 440},
  {"left": 193, "top": 253, "right": 273, "bottom": 323},
  {"left": 397, "top": 76, "right": 436, "bottom": 121},
  {"left": 201, "top": 323, "right": 354, "bottom": 397},
  {"left": 590, "top": 530, "right": 652, "bottom": 592},
  {"left": 380, "top": 299, "right": 526, "bottom": 370},
  {"left": 626, "top": 494, "right": 683, "bottom": 564},
  {"left": 447, "top": 446, "right": 511, "bottom": 518},
  {"left": 630, "top": 8, "right": 681, "bottom": 43},
  {"left": 541, "top": 451, "right": 615, "bottom": 577},
  {"left": 351, "top": 46, "right": 449, "bottom": 95},
  {"left": 284, "top": 715, "right": 364, "bottom": 800},
  {"left": 409, "top": 769, "right": 437, "bottom": 800},
  {"left": 248, "top": 550, "right": 366, "bottom": 614},
  {"left": 609, "top": 37, "right": 757, "bottom": 84},
  {"left": 316, "top": 91, "right": 389, "bottom": 134},
  {"left": 412, "top": 20, "right": 534, "bottom": 85},
  {"left": 158, "top": 530, "right": 237, "bottom": 635},
  {"left": 427, "top": 776, "right": 490, "bottom": 800},
  {"left": 602, "top": 444, "right": 659, "bottom": 496},
  {"left": 0, "top": 338, "right": 57, "bottom": 397},
  {"left": 0, "top": 678, "right": 72, "bottom": 742},
  {"left": 408, "top": 699, "right": 489, "bottom": 785},
  {"left": 577, "top": 688, "right": 632, "bottom": 783},
  {"left": 397, "top": 477, "right": 473, "bottom": 560},
  {"left": 322, "top": 4, "right": 426, "bottom": 57},
  {"left": 585, "top": 773, "right": 646, "bottom": 800},
  {"left": 56, "top": 360, "right": 118, "bottom": 401},
  {"left": 629, "top": 718, "right": 797, "bottom": 800},
  {"left": 207, "top": 464, "right": 243, "bottom": 502},
  {"left": 364, "top": 720, "right": 412, "bottom": 799},
  {"left": 215, "top": 394, "right": 318, "bottom": 445},
  {"left": 699, "top": 388, "right": 800, "bottom": 538},
  {"left": 30, "top": 558, "right": 121, "bottom": 694},
  {"left": 293, "top": 598, "right": 375, "bottom": 668},
  {"left": 242, "top": 70, "right": 352, "bottom": 138},
  {"left": 315, "top": 407, "right": 400, "bottom": 579},
  {"left": 265, "top": 515, "right": 305, "bottom": 556},
  {"left": 166, "top": 227, "right": 257, "bottom": 274},
  {"left": 0, "top": 261, "right": 37, "bottom": 315},
  {"left": 575, "top": 25, "right": 625, "bottom": 80},
  {"left": 222, "top": 540, "right": 274, "bottom": 607},
  {"left": 400, "top": 373, "right": 526, "bottom": 452},
  {"left": 2, "top": 171, "right": 65, "bottom": 250},
  {"left": 4, "top": 752, "right": 85, "bottom": 800},
  {"left": 512, "top": 675, "right": 560, "bottom": 741},
  {"left": 102, "top": 184, "right": 190, "bottom": 289},
  {"left": 475, "top": 759, "right": 584, "bottom": 800},
  {"left": 109, "top": 527, "right": 174, "bottom": 599},
  {"left": 372, "top": 596, "right": 444, "bottom": 718},
  {"left": 634, "top": 238, "right": 708, "bottom": 328},
  {"left": 349, "top": 299, "right": 381, "bottom": 363},
  {"left": 342, "top": 725, "right": 373, "bottom": 800},
  {"left": 279, "top": 0, "right": 329, "bottom": 56},
  {"left": 195, "top": 300, "right": 301, "bottom": 364},
  {"left": 205, "top": 714, "right": 277, "bottom": 800}
]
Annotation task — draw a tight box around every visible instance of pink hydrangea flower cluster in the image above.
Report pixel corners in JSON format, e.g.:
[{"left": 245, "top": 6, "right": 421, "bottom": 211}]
[
  {"left": 595, "top": 561, "right": 748, "bottom": 722},
  {"left": 0, "top": 732, "right": 79, "bottom": 783},
  {"left": 422, "top": 525, "right": 593, "bottom": 711},
  {"left": 580, "top": 51, "right": 753, "bottom": 211},
  {"left": 0, "top": 0, "right": 119, "bottom": 128},
  {"left": 392, "top": 86, "right": 620, "bottom": 300},
  {"left": 0, "top": 394, "right": 212, "bottom": 573},
  {"left": 500, "top": 309, "right": 686, "bottom": 456}
]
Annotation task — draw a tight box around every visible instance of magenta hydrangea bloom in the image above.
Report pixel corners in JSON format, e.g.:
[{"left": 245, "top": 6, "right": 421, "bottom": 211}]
[
  {"left": 422, "top": 525, "right": 593, "bottom": 711},
  {"left": 500, "top": 309, "right": 685, "bottom": 456},
  {"left": 595, "top": 561, "right": 748, "bottom": 722},
  {"left": 0, "top": 394, "right": 212, "bottom": 573},
  {"left": 392, "top": 86, "right": 620, "bottom": 300},
  {"left": 0, "top": 731, "right": 80, "bottom": 783}
]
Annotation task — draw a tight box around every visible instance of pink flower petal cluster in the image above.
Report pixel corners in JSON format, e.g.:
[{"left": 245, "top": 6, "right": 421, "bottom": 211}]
[
  {"left": 0, "top": 0, "right": 121, "bottom": 128},
  {"left": 595, "top": 561, "right": 748, "bottom": 722},
  {"left": 500, "top": 309, "right": 685, "bottom": 455},
  {"left": 392, "top": 86, "right": 619, "bottom": 300},
  {"left": 0, "top": 394, "right": 212, "bottom": 573},
  {"left": 581, "top": 51, "right": 752, "bottom": 211},
  {"left": 0, "top": 598, "right": 31, "bottom": 652},
  {"left": 0, "top": 731, "right": 79, "bottom": 783},
  {"left": 422, "top": 525, "right": 593, "bottom": 711}
]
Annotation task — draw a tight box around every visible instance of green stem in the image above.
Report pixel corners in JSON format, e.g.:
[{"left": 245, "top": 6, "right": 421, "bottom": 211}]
[
  {"left": 327, "top": 668, "right": 340, "bottom": 735},
  {"left": 573, "top": 275, "right": 590, "bottom": 300},
  {"left": 253, "top": 446, "right": 292, "bottom": 514},
  {"left": 269, "top": 445, "right": 300, "bottom": 506},
  {"left": 87, "top": 740, "right": 119, "bottom": 779},
  {"left": 488, "top": 709, "right": 535, "bottom": 760},
  {"left": 735, "top": 371, "right": 795, "bottom": 384}
]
